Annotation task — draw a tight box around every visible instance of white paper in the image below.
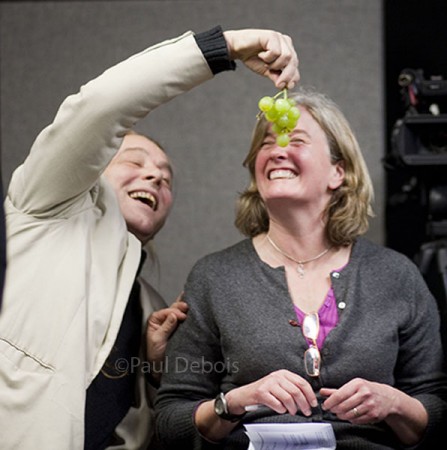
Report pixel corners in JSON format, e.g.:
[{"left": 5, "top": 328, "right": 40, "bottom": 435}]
[{"left": 244, "top": 422, "right": 336, "bottom": 450}]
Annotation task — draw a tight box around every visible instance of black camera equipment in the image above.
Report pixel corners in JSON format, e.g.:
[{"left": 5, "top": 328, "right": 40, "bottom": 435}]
[
  {"left": 397, "top": 68, "right": 447, "bottom": 114},
  {"left": 386, "top": 68, "right": 447, "bottom": 357},
  {"left": 386, "top": 70, "right": 447, "bottom": 253},
  {"left": 392, "top": 68, "right": 447, "bottom": 168}
]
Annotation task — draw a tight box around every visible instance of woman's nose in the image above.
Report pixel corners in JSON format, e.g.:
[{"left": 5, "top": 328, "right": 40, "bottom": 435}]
[{"left": 269, "top": 145, "right": 288, "bottom": 160}]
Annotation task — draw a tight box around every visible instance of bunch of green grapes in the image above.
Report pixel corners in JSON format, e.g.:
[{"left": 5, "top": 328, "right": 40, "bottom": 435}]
[{"left": 257, "top": 89, "right": 301, "bottom": 147}]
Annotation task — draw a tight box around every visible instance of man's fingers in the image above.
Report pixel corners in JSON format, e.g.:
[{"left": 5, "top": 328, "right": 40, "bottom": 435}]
[
  {"left": 147, "top": 304, "right": 187, "bottom": 330},
  {"left": 223, "top": 29, "right": 299, "bottom": 89},
  {"left": 159, "top": 312, "right": 178, "bottom": 336},
  {"left": 258, "top": 33, "right": 299, "bottom": 89}
]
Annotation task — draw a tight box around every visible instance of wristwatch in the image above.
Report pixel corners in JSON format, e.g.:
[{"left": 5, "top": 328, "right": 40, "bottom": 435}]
[{"left": 214, "top": 392, "right": 246, "bottom": 422}]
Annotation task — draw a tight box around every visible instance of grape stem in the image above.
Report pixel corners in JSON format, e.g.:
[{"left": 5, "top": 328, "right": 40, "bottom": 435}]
[{"left": 273, "top": 88, "right": 288, "bottom": 100}]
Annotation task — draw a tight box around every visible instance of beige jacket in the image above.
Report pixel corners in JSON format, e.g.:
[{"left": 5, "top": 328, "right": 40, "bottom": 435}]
[{"left": 0, "top": 31, "right": 213, "bottom": 449}]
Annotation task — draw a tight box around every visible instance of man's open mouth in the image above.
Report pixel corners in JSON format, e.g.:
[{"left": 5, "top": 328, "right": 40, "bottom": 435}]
[{"left": 129, "top": 191, "right": 158, "bottom": 210}]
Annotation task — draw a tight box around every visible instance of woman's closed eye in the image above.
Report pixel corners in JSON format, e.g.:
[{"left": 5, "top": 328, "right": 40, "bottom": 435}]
[
  {"left": 289, "top": 137, "right": 305, "bottom": 145},
  {"left": 261, "top": 138, "right": 277, "bottom": 148}
]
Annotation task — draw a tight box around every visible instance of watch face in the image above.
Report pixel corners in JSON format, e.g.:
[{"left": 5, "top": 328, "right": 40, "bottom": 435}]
[
  {"left": 214, "top": 392, "right": 245, "bottom": 422},
  {"left": 214, "top": 393, "right": 227, "bottom": 416},
  {"left": 215, "top": 397, "right": 225, "bottom": 415}
]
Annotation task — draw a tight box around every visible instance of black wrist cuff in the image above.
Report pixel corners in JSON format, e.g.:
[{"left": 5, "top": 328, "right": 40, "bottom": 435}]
[{"left": 194, "top": 25, "right": 236, "bottom": 75}]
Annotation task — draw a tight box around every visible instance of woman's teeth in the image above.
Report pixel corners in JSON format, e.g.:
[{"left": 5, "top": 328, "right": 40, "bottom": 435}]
[{"left": 269, "top": 169, "right": 297, "bottom": 180}]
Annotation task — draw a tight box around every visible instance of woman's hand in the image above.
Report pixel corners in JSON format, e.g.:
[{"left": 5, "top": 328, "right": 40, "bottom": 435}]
[
  {"left": 321, "top": 378, "right": 428, "bottom": 446},
  {"left": 223, "top": 29, "right": 299, "bottom": 90},
  {"left": 321, "top": 378, "right": 395, "bottom": 424},
  {"left": 226, "top": 369, "right": 318, "bottom": 417},
  {"left": 195, "top": 369, "right": 317, "bottom": 443}
]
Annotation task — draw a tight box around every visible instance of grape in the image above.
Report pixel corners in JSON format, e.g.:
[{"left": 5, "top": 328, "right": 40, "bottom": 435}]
[
  {"left": 265, "top": 109, "right": 279, "bottom": 122},
  {"left": 288, "top": 106, "right": 301, "bottom": 121},
  {"left": 257, "top": 89, "right": 300, "bottom": 147},
  {"left": 276, "top": 114, "right": 290, "bottom": 129},
  {"left": 258, "top": 96, "right": 274, "bottom": 112},
  {"left": 276, "top": 133, "right": 290, "bottom": 147},
  {"left": 286, "top": 117, "right": 298, "bottom": 130},
  {"left": 271, "top": 123, "right": 282, "bottom": 135},
  {"left": 274, "top": 98, "right": 290, "bottom": 113}
]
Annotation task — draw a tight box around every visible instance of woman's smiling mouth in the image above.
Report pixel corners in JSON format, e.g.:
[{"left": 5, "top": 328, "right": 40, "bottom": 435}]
[{"left": 268, "top": 169, "right": 298, "bottom": 180}]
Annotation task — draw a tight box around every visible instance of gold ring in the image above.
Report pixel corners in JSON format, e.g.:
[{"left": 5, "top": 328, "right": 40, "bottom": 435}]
[{"left": 352, "top": 407, "right": 360, "bottom": 418}]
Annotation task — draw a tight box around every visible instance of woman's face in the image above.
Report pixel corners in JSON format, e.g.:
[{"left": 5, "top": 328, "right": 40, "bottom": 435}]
[
  {"left": 254, "top": 107, "right": 344, "bottom": 213},
  {"left": 104, "top": 134, "right": 173, "bottom": 244}
]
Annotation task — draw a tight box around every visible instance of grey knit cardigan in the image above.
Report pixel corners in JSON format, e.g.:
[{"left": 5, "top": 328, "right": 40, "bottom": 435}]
[{"left": 155, "top": 237, "right": 447, "bottom": 449}]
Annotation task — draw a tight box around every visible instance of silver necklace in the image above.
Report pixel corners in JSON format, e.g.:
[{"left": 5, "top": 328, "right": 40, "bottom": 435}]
[{"left": 266, "top": 234, "right": 331, "bottom": 278}]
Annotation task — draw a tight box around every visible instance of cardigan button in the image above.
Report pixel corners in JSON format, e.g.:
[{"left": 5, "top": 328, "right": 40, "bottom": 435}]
[
  {"left": 338, "top": 301, "right": 346, "bottom": 310},
  {"left": 332, "top": 271, "right": 340, "bottom": 279}
]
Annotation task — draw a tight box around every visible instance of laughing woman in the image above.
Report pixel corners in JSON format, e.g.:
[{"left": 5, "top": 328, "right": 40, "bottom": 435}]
[{"left": 155, "top": 87, "right": 447, "bottom": 449}]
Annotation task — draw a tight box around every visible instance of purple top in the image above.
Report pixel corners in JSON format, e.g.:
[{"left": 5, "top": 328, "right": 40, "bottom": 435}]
[
  {"left": 294, "top": 288, "right": 338, "bottom": 349},
  {"left": 294, "top": 266, "right": 347, "bottom": 349}
]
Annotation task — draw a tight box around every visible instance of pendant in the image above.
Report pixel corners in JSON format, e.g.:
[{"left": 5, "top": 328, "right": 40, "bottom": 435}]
[{"left": 297, "top": 263, "right": 305, "bottom": 278}]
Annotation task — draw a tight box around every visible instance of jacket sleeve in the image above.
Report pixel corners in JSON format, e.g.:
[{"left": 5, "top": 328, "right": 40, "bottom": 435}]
[{"left": 8, "top": 31, "right": 214, "bottom": 217}]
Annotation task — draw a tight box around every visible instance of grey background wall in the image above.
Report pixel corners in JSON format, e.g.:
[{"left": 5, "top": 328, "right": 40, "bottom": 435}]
[{"left": 0, "top": 0, "right": 384, "bottom": 303}]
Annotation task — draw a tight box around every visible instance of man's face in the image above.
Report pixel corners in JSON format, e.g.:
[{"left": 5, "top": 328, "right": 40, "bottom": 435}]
[{"left": 104, "top": 134, "right": 173, "bottom": 244}]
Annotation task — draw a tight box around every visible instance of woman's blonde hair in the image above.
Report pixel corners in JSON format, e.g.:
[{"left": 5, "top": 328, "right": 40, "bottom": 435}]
[{"left": 235, "top": 86, "right": 374, "bottom": 246}]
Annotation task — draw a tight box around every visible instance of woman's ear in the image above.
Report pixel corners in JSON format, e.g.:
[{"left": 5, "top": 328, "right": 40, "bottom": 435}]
[{"left": 329, "top": 160, "right": 345, "bottom": 190}]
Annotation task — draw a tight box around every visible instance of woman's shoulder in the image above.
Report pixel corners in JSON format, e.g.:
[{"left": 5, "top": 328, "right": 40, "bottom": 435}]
[
  {"left": 353, "top": 236, "right": 420, "bottom": 274},
  {"left": 190, "top": 238, "right": 253, "bottom": 273},
  {"left": 182, "top": 239, "right": 254, "bottom": 300},
  {"left": 197, "top": 238, "right": 252, "bottom": 262}
]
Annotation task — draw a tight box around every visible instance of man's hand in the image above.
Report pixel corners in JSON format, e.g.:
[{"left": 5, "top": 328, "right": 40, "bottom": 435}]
[
  {"left": 146, "top": 294, "right": 188, "bottom": 365},
  {"left": 224, "top": 29, "right": 299, "bottom": 90}
]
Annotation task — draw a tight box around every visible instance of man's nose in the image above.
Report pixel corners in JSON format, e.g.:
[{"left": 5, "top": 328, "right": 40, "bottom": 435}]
[{"left": 144, "top": 167, "right": 163, "bottom": 185}]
